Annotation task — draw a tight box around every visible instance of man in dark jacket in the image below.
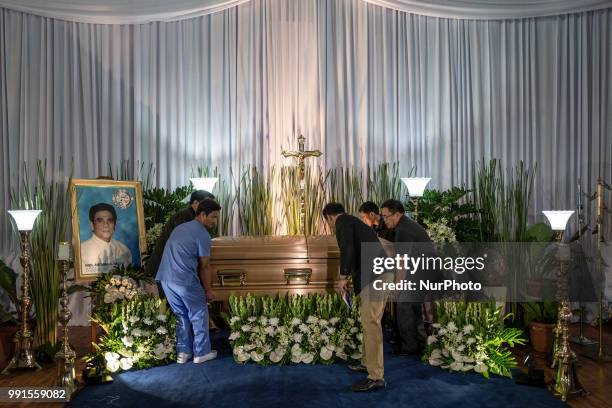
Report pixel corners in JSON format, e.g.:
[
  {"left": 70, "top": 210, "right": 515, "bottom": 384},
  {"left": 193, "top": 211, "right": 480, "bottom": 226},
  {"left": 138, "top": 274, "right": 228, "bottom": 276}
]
[
  {"left": 380, "top": 199, "right": 431, "bottom": 356},
  {"left": 358, "top": 201, "right": 394, "bottom": 241},
  {"left": 146, "top": 190, "right": 215, "bottom": 296},
  {"left": 323, "top": 202, "right": 387, "bottom": 392}
]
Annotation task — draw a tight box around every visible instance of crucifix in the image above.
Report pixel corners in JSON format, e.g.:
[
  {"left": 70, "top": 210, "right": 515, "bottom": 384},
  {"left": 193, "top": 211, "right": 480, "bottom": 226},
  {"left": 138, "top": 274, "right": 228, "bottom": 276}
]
[{"left": 282, "top": 135, "right": 322, "bottom": 235}]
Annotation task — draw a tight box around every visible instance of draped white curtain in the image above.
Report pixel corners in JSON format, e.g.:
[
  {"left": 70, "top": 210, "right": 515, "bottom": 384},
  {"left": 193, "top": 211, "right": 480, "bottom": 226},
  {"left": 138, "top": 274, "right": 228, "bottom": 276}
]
[
  {"left": 0, "top": 0, "right": 610, "bottom": 23},
  {"left": 1, "top": 0, "right": 611, "bottom": 322}
]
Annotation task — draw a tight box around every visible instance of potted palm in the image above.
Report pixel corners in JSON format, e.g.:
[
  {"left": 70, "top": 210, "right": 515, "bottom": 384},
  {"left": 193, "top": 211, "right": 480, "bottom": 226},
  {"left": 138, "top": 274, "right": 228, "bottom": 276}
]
[{"left": 522, "top": 301, "right": 558, "bottom": 356}]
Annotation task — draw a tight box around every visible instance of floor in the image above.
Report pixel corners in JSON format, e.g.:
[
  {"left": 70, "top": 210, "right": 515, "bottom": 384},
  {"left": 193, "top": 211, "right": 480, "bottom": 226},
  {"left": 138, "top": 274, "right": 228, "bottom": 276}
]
[{"left": 0, "top": 323, "right": 609, "bottom": 408}]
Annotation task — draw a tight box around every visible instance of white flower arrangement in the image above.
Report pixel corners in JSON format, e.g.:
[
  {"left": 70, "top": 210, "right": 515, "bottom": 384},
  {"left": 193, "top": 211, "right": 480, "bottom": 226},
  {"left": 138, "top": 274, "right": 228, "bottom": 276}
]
[
  {"left": 227, "top": 293, "right": 362, "bottom": 366},
  {"left": 424, "top": 218, "right": 457, "bottom": 244},
  {"left": 423, "top": 300, "right": 525, "bottom": 378},
  {"left": 103, "top": 275, "right": 143, "bottom": 304}
]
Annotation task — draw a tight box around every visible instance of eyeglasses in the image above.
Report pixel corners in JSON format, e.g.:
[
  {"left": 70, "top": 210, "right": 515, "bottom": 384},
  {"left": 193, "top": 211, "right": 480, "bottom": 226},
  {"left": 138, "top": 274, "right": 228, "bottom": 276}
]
[
  {"left": 381, "top": 212, "right": 396, "bottom": 220},
  {"left": 93, "top": 217, "right": 115, "bottom": 225}
]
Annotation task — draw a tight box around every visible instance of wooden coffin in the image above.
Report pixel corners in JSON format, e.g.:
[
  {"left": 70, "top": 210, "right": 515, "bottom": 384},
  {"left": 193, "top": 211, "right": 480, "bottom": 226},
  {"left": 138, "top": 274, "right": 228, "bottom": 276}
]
[{"left": 209, "top": 235, "right": 340, "bottom": 299}]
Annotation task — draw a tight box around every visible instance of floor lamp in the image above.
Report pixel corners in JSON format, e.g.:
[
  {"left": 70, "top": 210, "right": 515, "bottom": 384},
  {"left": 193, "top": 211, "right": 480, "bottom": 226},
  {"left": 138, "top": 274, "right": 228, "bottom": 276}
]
[{"left": 401, "top": 177, "right": 431, "bottom": 221}]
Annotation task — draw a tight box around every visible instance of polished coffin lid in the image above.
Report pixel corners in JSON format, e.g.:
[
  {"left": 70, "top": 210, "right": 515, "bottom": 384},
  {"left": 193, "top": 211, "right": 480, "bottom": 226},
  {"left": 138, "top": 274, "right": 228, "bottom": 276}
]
[{"left": 211, "top": 235, "right": 339, "bottom": 261}]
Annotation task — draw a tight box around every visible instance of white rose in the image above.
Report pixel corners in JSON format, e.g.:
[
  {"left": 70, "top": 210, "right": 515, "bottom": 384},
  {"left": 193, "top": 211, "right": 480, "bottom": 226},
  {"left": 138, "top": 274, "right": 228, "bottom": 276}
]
[
  {"left": 250, "top": 351, "right": 264, "bottom": 362},
  {"left": 270, "top": 351, "right": 283, "bottom": 363},
  {"left": 120, "top": 357, "right": 133, "bottom": 371},
  {"left": 236, "top": 352, "right": 250, "bottom": 363},
  {"left": 319, "top": 346, "right": 333, "bottom": 361},
  {"left": 301, "top": 353, "right": 314, "bottom": 364},
  {"left": 291, "top": 353, "right": 302, "bottom": 363}
]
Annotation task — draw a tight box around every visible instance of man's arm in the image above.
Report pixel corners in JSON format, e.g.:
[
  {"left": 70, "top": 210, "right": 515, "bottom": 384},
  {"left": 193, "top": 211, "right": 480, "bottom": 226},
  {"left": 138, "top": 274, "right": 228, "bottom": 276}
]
[
  {"left": 335, "top": 218, "right": 355, "bottom": 279},
  {"left": 198, "top": 256, "right": 216, "bottom": 301}
]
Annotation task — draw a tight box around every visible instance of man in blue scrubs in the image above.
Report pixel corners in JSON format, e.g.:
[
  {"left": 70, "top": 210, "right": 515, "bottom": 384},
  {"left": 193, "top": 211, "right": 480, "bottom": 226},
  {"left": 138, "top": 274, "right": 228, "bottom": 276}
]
[{"left": 156, "top": 199, "right": 221, "bottom": 364}]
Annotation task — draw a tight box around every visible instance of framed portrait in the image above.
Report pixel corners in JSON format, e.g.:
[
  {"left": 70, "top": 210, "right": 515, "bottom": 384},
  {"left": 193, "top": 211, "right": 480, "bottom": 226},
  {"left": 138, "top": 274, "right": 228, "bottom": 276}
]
[{"left": 70, "top": 179, "right": 146, "bottom": 282}]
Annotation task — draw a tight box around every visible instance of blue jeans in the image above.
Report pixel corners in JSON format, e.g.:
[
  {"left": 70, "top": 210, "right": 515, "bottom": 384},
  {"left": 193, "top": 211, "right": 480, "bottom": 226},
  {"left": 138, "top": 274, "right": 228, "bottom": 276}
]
[{"left": 160, "top": 281, "right": 211, "bottom": 357}]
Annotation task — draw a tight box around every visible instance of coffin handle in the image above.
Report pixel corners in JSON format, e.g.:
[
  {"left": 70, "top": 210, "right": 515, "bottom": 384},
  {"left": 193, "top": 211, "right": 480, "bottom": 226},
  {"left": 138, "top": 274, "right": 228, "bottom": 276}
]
[
  {"left": 284, "top": 268, "right": 312, "bottom": 285},
  {"left": 217, "top": 269, "right": 247, "bottom": 287}
]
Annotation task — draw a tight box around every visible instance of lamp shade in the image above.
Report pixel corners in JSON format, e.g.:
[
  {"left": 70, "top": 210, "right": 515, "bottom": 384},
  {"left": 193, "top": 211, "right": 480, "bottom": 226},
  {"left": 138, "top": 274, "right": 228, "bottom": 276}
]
[
  {"left": 542, "top": 210, "right": 574, "bottom": 231},
  {"left": 401, "top": 177, "right": 431, "bottom": 197},
  {"left": 8, "top": 210, "right": 42, "bottom": 231},
  {"left": 190, "top": 177, "right": 218, "bottom": 192}
]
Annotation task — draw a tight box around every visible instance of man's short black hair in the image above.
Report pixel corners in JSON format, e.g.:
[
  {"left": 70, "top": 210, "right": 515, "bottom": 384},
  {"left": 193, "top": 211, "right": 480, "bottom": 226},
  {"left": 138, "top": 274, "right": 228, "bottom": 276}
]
[
  {"left": 89, "top": 203, "right": 117, "bottom": 223},
  {"left": 358, "top": 201, "right": 379, "bottom": 214},
  {"left": 190, "top": 190, "right": 215, "bottom": 204},
  {"left": 196, "top": 198, "right": 221, "bottom": 216},
  {"left": 380, "top": 199, "right": 405, "bottom": 214},
  {"left": 322, "top": 202, "right": 345, "bottom": 217}
]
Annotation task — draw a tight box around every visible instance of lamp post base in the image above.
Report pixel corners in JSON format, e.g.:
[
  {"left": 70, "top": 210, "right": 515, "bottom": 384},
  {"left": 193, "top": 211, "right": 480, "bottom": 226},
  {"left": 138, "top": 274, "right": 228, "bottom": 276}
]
[{"left": 1, "top": 331, "right": 42, "bottom": 374}]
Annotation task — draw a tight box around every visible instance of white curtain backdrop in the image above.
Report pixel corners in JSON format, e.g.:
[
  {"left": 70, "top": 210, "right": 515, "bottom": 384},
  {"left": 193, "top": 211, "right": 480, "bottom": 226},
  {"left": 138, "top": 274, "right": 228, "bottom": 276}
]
[
  {"left": 0, "top": 0, "right": 610, "bottom": 23},
  {"left": 0, "top": 0, "right": 611, "bottom": 323}
]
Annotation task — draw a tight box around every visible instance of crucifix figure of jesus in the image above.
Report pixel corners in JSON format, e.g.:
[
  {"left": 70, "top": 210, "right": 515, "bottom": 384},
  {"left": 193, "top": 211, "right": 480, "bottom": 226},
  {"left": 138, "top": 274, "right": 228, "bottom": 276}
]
[{"left": 282, "top": 135, "right": 322, "bottom": 235}]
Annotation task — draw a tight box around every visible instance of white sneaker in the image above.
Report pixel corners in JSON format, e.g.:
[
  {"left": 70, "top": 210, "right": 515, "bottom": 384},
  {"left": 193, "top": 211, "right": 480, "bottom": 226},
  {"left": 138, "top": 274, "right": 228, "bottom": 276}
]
[
  {"left": 193, "top": 350, "right": 217, "bottom": 364},
  {"left": 177, "top": 352, "right": 193, "bottom": 364}
]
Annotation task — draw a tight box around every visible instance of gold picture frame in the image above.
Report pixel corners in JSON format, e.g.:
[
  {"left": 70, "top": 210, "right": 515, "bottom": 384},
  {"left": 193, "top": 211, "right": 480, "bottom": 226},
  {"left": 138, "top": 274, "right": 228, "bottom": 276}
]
[{"left": 70, "top": 179, "right": 146, "bottom": 282}]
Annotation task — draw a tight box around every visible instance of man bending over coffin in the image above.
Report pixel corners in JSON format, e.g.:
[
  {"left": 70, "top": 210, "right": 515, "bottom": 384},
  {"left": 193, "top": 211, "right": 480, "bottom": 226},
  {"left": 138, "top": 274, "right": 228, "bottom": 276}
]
[
  {"left": 146, "top": 189, "right": 215, "bottom": 298},
  {"left": 155, "top": 199, "right": 221, "bottom": 364},
  {"left": 323, "top": 202, "right": 388, "bottom": 392}
]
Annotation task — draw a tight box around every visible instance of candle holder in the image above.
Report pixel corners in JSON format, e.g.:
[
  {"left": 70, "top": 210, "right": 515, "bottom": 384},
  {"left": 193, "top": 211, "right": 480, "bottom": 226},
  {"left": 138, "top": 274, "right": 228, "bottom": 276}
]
[
  {"left": 55, "top": 242, "right": 79, "bottom": 400},
  {"left": 543, "top": 211, "right": 586, "bottom": 401},
  {"left": 2, "top": 210, "right": 42, "bottom": 375}
]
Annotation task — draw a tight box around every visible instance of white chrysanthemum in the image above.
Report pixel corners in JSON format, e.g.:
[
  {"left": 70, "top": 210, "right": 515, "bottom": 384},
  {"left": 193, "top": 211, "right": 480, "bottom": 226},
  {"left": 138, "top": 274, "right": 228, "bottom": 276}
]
[
  {"left": 156, "top": 314, "right": 167, "bottom": 322},
  {"left": 120, "top": 357, "right": 133, "bottom": 371},
  {"left": 329, "top": 317, "right": 340, "bottom": 325},
  {"left": 132, "top": 328, "right": 142, "bottom": 337},
  {"left": 259, "top": 316, "right": 268, "bottom": 325},
  {"left": 318, "top": 319, "right": 328, "bottom": 327},
  {"left": 156, "top": 327, "right": 167, "bottom": 335},
  {"left": 248, "top": 316, "right": 257, "bottom": 323},
  {"left": 463, "top": 324, "right": 474, "bottom": 335},
  {"left": 447, "top": 322, "right": 457, "bottom": 332},
  {"left": 290, "top": 318, "right": 301, "bottom": 326},
  {"left": 143, "top": 317, "right": 153, "bottom": 325},
  {"left": 229, "top": 332, "right": 240, "bottom": 341},
  {"left": 264, "top": 326, "right": 275, "bottom": 336},
  {"left": 241, "top": 325, "right": 252, "bottom": 332},
  {"left": 128, "top": 315, "right": 139, "bottom": 324},
  {"left": 299, "top": 324, "right": 309, "bottom": 333},
  {"left": 467, "top": 337, "right": 476, "bottom": 345},
  {"left": 269, "top": 317, "right": 279, "bottom": 326},
  {"left": 350, "top": 327, "right": 359, "bottom": 334},
  {"left": 306, "top": 316, "right": 318, "bottom": 324},
  {"left": 230, "top": 316, "right": 241, "bottom": 324},
  {"left": 121, "top": 336, "right": 134, "bottom": 347},
  {"left": 293, "top": 333, "right": 303, "bottom": 343}
]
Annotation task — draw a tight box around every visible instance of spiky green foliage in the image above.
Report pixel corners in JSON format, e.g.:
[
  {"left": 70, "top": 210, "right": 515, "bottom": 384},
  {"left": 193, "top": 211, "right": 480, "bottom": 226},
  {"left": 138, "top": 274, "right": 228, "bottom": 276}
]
[
  {"left": 279, "top": 166, "right": 328, "bottom": 235},
  {"left": 237, "top": 166, "right": 276, "bottom": 236},
  {"left": 10, "top": 160, "right": 71, "bottom": 356},
  {"left": 109, "top": 160, "right": 155, "bottom": 191},
  {"left": 366, "top": 162, "right": 403, "bottom": 206},
  {"left": 327, "top": 167, "right": 364, "bottom": 216}
]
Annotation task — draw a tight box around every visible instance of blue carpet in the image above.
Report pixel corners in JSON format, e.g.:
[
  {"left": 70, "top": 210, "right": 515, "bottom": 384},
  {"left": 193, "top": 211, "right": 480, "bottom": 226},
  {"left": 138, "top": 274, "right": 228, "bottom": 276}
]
[{"left": 69, "top": 333, "right": 566, "bottom": 408}]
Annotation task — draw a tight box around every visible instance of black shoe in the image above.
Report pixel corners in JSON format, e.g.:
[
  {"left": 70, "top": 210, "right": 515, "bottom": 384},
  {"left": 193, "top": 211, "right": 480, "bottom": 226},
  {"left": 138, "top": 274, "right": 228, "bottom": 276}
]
[
  {"left": 348, "top": 363, "right": 367, "bottom": 373},
  {"left": 351, "top": 378, "right": 386, "bottom": 392}
]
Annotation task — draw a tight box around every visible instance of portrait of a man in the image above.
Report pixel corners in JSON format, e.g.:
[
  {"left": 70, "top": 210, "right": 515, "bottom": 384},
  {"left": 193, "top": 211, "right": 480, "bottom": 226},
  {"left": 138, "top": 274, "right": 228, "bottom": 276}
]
[{"left": 71, "top": 179, "right": 146, "bottom": 281}]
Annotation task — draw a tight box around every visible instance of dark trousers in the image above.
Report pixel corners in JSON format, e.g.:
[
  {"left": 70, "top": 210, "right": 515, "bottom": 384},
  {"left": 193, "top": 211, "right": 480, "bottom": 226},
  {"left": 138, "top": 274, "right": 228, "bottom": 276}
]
[{"left": 395, "top": 302, "right": 427, "bottom": 353}]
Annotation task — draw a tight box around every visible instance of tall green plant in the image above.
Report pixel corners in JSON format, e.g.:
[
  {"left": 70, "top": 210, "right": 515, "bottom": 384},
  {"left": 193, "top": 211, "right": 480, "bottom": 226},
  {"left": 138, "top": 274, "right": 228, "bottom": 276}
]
[
  {"left": 10, "top": 161, "right": 71, "bottom": 356},
  {"left": 279, "top": 165, "right": 328, "bottom": 236},
  {"left": 327, "top": 167, "right": 364, "bottom": 215},
  {"left": 237, "top": 166, "right": 275, "bottom": 236},
  {"left": 366, "top": 162, "right": 402, "bottom": 206}
]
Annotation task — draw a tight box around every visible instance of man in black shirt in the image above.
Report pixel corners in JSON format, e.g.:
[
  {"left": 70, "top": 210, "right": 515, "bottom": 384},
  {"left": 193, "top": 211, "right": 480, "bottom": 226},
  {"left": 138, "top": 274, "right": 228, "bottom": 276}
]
[
  {"left": 358, "top": 201, "right": 394, "bottom": 241},
  {"left": 380, "top": 199, "right": 431, "bottom": 356},
  {"left": 323, "top": 203, "right": 387, "bottom": 392},
  {"left": 146, "top": 190, "right": 215, "bottom": 294}
]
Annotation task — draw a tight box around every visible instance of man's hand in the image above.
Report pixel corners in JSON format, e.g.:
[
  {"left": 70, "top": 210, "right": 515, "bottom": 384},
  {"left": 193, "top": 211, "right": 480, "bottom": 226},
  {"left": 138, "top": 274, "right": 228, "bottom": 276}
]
[
  {"left": 206, "top": 288, "right": 217, "bottom": 302},
  {"left": 338, "top": 276, "right": 349, "bottom": 293}
]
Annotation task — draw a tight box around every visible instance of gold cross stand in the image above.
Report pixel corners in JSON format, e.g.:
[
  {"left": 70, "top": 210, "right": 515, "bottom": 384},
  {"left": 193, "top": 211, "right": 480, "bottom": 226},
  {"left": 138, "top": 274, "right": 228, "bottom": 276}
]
[{"left": 282, "top": 135, "right": 322, "bottom": 235}]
